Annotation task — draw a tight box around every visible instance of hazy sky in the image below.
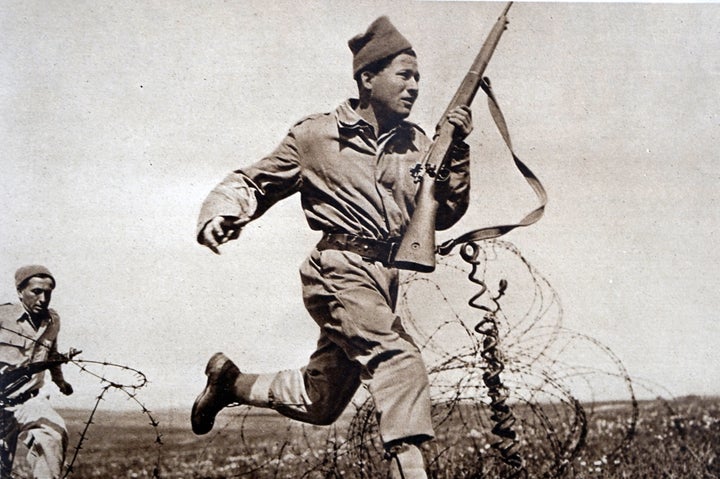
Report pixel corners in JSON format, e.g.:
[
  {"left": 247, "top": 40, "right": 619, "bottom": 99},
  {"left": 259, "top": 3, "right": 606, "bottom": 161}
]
[{"left": 2, "top": 1, "right": 719, "bottom": 411}]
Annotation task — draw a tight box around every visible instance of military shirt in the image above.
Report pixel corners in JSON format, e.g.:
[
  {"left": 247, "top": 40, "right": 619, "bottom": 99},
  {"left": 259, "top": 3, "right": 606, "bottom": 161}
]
[
  {"left": 0, "top": 303, "right": 63, "bottom": 399},
  {"left": 197, "top": 99, "right": 470, "bottom": 242}
]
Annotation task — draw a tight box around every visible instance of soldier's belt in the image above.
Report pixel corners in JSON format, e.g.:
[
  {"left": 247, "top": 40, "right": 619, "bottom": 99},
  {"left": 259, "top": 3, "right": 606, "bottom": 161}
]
[{"left": 317, "top": 233, "right": 400, "bottom": 267}]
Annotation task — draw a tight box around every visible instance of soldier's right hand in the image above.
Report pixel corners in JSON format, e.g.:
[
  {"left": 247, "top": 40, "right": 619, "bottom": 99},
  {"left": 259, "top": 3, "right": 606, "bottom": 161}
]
[{"left": 200, "top": 216, "right": 244, "bottom": 255}]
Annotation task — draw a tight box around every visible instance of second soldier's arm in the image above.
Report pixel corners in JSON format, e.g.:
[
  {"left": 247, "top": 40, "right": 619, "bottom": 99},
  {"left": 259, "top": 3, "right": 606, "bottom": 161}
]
[{"left": 49, "top": 339, "right": 73, "bottom": 396}]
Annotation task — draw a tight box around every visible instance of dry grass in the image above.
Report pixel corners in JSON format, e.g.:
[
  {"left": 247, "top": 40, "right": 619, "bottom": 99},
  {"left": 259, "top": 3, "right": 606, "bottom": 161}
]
[{"left": 9, "top": 395, "right": 717, "bottom": 478}]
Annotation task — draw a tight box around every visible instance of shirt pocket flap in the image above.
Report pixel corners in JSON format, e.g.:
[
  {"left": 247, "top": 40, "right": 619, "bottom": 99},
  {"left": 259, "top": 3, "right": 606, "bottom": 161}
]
[{"left": 0, "top": 329, "right": 26, "bottom": 348}]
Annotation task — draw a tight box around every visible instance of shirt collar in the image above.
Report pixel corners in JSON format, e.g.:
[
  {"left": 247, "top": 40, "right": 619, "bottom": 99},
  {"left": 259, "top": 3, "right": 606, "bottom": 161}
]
[
  {"left": 335, "top": 99, "right": 419, "bottom": 141},
  {"left": 17, "top": 307, "right": 51, "bottom": 329},
  {"left": 336, "top": 99, "right": 369, "bottom": 131}
]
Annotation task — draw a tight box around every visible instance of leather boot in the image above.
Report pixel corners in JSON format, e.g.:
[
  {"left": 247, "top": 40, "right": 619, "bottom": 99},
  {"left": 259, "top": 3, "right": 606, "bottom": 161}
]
[{"left": 191, "top": 352, "right": 240, "bottom": 435}]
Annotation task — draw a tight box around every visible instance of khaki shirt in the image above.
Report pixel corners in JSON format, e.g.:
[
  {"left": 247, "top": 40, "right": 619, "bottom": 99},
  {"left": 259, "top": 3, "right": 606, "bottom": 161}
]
[
  {"left": 0, "top": 303, "right": 63, "bottom": 398},
  {"left": 197, "top": 100, "right": 470, "bottom": 241}
]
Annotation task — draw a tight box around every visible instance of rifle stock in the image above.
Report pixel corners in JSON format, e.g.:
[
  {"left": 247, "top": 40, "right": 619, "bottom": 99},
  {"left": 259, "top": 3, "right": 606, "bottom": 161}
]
[{"left": 393, "top": 2, "right": 512, "bottom": 272}]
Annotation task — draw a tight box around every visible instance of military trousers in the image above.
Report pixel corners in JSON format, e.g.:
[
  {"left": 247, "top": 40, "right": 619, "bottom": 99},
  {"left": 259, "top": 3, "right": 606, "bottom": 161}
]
[
  {"left": 1, "top": 393, "right": 68, "bottom": 479},
  {"left": 250, "top": 247, "right": 434, "bottom": 445}
]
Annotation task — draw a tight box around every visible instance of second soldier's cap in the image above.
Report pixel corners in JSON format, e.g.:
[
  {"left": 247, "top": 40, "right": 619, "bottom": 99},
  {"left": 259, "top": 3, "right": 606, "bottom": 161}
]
[{"left": 15, "top": 265, "right": 56, "bottom": 290}]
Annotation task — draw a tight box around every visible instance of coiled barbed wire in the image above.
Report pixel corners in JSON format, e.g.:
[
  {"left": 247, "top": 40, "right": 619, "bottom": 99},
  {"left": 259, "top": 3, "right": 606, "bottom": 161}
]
[
  {"left": 61, "top": 358, "right": 163, "bottom": 478},
  {"left": 0, "top": 325, "right": 162, "bottom": 478},
  {"left": 401, "top": 240, "right": 633, "bottom": 478},
  {"left": 191, "top": 240, "right": 641, "bottom": 478}
]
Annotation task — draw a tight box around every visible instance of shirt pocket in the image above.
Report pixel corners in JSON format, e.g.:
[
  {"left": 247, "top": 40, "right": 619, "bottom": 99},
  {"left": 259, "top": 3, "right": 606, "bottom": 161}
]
[{"left": 0, "top": 331, "right": 27, "bottom": 365}]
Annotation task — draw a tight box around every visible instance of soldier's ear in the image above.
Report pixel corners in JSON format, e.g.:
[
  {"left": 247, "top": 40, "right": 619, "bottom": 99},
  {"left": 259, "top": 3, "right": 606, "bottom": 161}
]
[{"left": 359, "top": 70, "right": 375, "bottom": 92}]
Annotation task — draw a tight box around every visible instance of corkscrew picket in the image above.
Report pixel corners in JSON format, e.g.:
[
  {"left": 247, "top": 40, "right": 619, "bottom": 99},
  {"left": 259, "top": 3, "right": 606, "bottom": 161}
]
[{"left": 460, "top": 240, "right": 527, "bottom": 477}]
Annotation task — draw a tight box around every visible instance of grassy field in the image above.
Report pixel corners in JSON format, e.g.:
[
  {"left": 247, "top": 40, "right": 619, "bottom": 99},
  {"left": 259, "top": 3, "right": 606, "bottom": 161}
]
[{"left": 9, "top": 395, "right": 720, "bottom": 478}]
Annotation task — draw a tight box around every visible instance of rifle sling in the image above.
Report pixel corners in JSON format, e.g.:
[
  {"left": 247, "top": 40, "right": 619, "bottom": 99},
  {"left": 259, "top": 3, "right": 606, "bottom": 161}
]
[{"left": 437, "top": 77, "right": 547, "bottom": 256}]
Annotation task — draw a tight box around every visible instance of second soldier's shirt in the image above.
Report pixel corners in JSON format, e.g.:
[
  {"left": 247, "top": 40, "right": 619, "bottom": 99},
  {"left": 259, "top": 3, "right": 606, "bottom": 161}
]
[{"left": 0, "top": 303, "right": 64, "bottom": 400}]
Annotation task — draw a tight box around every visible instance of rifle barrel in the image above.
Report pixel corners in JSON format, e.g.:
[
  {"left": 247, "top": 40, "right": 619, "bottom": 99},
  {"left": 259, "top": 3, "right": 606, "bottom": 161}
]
[{"left": 393, "top": 2, "right": 513, "bottom": 272}]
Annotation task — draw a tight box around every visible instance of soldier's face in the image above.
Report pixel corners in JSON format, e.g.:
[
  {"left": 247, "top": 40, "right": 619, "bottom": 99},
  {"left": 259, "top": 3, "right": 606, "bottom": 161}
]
[
  {"left": 18, "top": 276, "right": 54, "bottom": 315},
  {"left": 367, "top": 53, "right": 419, "bottom": 120}
]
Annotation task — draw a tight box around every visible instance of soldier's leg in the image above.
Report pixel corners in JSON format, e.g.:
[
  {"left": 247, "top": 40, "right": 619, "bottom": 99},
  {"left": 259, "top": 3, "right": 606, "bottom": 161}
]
[
  {"left": 1, "top": 412, "right": 20, "bottom": 478},
  {"left": 302, "top": 249, "right": 434, "bottom": 473},
  {"left": 326, "top": 280, "right": 434, "bottom": 444},
  {"left": 387, "top": 442, "right": 428, "bottom": 479},
  {"left": 258, "top": 335, "right": 363, "bottom": 425},
  {"left": 217, "top": 331, "right": 363, "bottom": 419},
  {"left": 192, "top": 332, "right": 363, "bottom": 434},
  {"left": 14, "top": 395, "right": 67, "bottom": 479},
  {"left": 193, "top": 248, "right": 430, "bottom": 441}
]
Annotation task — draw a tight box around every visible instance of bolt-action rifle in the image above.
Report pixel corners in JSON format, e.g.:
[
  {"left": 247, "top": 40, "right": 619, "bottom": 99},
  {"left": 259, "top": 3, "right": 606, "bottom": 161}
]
[
  {"left": 0, "top": 348, "right": 81, "bottom": 406},
  {"left": 393, "top": 2, "right": 513, "bottom": 272}
]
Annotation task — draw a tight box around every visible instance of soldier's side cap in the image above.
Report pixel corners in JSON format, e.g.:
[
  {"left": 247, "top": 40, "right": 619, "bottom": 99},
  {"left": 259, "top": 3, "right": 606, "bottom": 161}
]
[
  {"left": 15, "top": 264, "right": 56, "bottom": 289},
  {"left": 349, "top": 16, "right": 413, "bottom": 77}
]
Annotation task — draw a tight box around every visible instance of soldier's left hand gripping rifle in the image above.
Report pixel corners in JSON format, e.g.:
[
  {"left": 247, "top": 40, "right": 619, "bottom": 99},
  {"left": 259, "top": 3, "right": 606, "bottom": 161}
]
[
  {"left": 394, "top": 2, "right": 547, "bottom": 272},
  {"left": 0, "top": 348, "right": 81, "bottom": 407}
]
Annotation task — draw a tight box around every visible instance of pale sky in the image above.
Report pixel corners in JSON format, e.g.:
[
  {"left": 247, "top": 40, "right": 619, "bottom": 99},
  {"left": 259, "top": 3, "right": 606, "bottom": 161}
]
[{"left": 1, "top": 1, "right": 719, "bottom": 411}]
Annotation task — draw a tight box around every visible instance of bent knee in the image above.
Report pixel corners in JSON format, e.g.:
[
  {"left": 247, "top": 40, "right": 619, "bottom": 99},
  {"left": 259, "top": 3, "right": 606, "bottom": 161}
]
[{"left": 304, "top": 405, "right": 345, "bottom": 426}]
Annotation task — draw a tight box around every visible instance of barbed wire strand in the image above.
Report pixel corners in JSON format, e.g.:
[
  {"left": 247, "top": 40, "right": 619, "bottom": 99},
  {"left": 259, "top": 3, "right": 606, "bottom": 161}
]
[
  {"left": 62, "top": 358, "right": 163, "bottom": 478},
  {"left": 187, "top": 240, "right": 672, "bottom": 478},
  {"left": 0, "top": 327, "right": 162, "bottom": 479}
]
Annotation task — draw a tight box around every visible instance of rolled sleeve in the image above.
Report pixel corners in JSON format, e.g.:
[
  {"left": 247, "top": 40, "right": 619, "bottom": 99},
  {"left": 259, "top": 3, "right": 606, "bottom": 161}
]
[
  {"left": 196, "top": 130, "right": 303, "bottom": 241},
  {"left": 196, "top": 172, "right": 259, "bottom": 240},
  {"left": 48, "top": 340, "right": 65, "bottom": 383}
]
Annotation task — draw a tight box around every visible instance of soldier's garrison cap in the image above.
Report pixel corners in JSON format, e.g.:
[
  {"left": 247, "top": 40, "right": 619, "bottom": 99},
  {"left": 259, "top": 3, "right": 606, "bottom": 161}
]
[{"left": 349, "top": 16, "right": 413, "bottom": 77}]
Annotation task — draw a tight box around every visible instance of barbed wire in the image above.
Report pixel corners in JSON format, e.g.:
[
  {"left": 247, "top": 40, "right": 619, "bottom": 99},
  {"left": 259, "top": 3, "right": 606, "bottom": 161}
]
[
  {"left": 189, "top": 239, "right": 644, "bottom": 478},
  {"left": 60, "top": 358, "right": 163, "bottom": 478},
  {"left": 0, "top": 325, "right": 161, "bottom": 478},
  {"left": 399, "top": 240, "right": 637, "bottom": 478},
  {"left": 5, "top": 238, "right": 709, "bottom": 477}
]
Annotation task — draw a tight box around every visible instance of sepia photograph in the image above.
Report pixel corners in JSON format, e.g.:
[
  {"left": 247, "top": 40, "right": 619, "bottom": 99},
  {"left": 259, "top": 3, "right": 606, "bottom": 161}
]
[{"left": 2, "top": 1, "right": 719, "bottom": 477}]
